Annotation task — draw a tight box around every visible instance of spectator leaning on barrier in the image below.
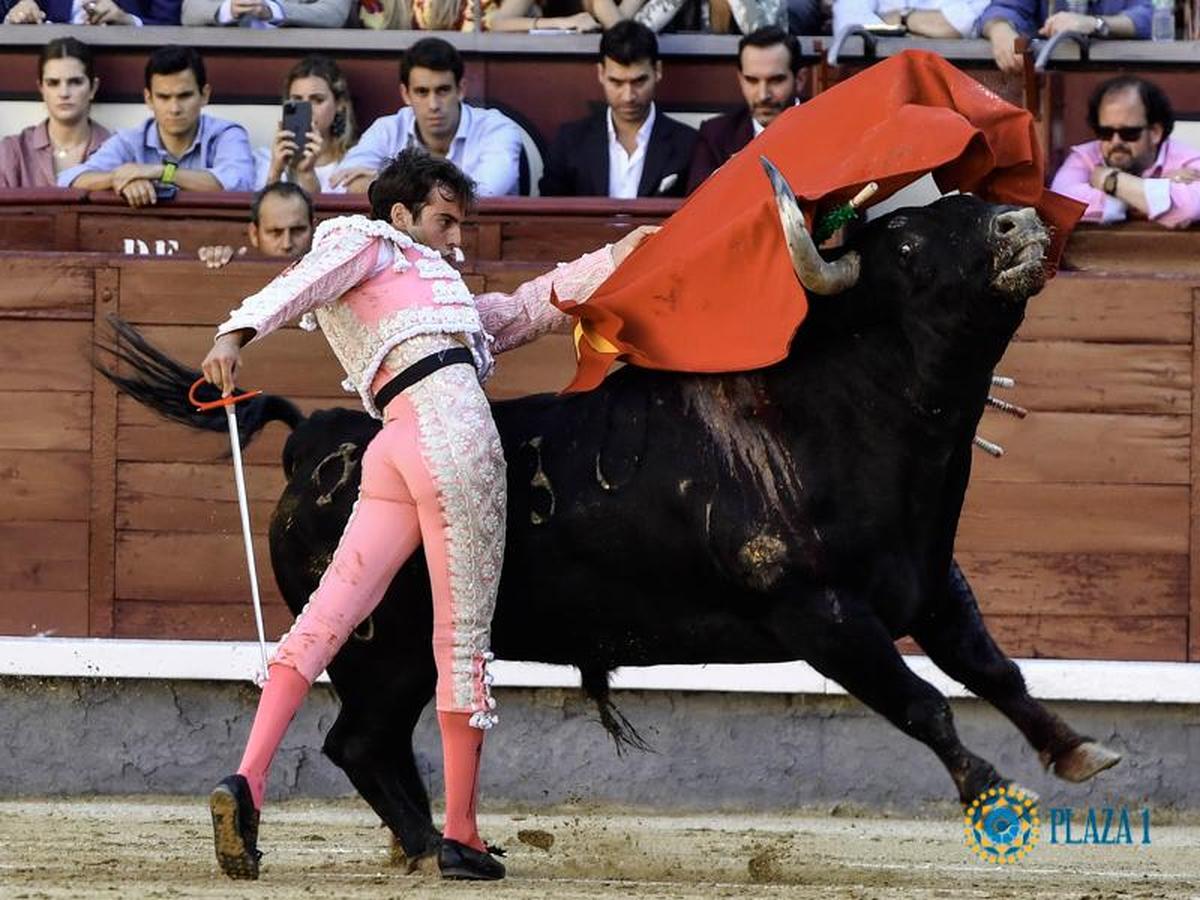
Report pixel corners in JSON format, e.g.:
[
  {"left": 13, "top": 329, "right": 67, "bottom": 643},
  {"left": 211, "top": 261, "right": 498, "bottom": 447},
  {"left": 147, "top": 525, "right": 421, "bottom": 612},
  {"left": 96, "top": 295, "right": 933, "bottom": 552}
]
[
  {"left": 254, "top": 55, "right": 358, "bottom": 195},
  {"left": 198, "top": 181, "right": 315, "bottom": 269},
  {"left": 684, "top": 25, "right": 804, "bottom": 194},
  {"left": 978, "top": 0, "right": 1151, "bottom": 75},
  {"left": 58, "top": 46, "right": 255, "bottom": 206},
  {"left": 181, "top": 0, "right": 348, "bottom": 27},
  {"left": 833, "top": 0, "right": 986, "bottom": 37},
  {"left": 0, "top": 37, "right": 110, "bottom": 189},
  {"left": 358, "top": 0, "right": 599, "bottom": 29},
  {"left": 539, "top": 21, "right": 697, "bottom": 198},
  {"left": 2, "top": 0, "right": 180, "bottom": 24},
  {"left": 1050, "top": 75, "right": 1200, "bottom": 228},
  {"left": 330, "top": 38, "right": 522, "bottom": 196}
]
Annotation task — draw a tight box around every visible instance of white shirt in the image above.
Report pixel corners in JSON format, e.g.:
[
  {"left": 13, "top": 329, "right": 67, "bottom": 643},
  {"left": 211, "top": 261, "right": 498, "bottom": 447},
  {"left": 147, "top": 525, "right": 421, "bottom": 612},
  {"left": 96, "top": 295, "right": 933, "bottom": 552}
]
[
  {"left": 606, "top": 103, "right": 656, "bottom": 200},
  {"left": 832, "top": 0, "right": 987, "bottom": 38},
  {"left": 335, "top": 103, "right": 523, "bottom": 197}
]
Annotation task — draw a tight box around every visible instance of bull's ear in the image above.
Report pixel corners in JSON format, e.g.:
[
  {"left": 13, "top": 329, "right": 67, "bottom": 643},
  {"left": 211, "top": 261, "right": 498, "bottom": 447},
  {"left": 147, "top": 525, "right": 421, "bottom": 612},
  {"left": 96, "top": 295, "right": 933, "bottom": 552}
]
[{"left": 759, "top": 156, "right": 860, "bottom": 296}]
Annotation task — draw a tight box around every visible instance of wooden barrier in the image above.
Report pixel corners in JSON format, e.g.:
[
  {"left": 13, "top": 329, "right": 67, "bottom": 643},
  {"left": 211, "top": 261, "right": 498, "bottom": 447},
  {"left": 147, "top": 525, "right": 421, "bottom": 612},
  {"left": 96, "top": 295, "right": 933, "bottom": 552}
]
[{"left": 0, "top": 248, "right": 1196, "bottom": 662}]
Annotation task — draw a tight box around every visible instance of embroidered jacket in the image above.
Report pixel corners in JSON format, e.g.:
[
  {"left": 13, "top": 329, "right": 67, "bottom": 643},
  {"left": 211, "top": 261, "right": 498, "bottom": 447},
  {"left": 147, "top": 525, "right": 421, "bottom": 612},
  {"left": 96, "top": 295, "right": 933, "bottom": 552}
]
[{"left": 216, "top": 215, "right": 614, "bottom": 417}]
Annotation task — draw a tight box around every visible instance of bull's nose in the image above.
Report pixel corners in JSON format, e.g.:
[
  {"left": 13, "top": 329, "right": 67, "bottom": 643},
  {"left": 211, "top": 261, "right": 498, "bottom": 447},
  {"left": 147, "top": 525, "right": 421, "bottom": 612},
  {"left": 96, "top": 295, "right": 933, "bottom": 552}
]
[{"left": 992, "top": 207, "right": 1038, "bottom": 238}]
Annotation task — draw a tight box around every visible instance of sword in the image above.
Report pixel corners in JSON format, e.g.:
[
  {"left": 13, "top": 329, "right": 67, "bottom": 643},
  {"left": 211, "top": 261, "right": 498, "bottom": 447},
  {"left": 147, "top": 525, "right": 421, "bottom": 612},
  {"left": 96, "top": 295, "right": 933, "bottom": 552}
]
[{"left": 190, "top": 378, "right": 268, "bottom": 686}]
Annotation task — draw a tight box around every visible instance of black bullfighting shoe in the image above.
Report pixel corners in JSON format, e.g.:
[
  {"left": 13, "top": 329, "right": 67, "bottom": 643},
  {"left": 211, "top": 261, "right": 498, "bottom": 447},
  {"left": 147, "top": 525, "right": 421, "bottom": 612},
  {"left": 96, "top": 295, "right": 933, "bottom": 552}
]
[
  {"left": 209, "top": 774, "right": 262, "bottom": 880},
  {"left": 438, "top": 838, "right": 506, "bottom": 881}
]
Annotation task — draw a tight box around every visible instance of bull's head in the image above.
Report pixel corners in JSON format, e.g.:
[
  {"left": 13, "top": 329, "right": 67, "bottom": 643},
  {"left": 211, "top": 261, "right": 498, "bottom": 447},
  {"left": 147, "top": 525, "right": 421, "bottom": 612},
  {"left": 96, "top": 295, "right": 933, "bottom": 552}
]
[{"left": 760, "top": 157, "right": 1051, "bottom": 308}]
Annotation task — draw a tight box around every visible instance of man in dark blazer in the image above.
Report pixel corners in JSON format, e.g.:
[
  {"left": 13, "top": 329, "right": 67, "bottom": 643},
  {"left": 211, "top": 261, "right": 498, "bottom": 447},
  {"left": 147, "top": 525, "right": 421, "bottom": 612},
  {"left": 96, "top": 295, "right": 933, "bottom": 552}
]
[
  {"left": 3, "top": 0, "right": 180, "bottom": 24},
  {"left": 540, "top": 21, "right": 696, "bottom": 199},
  {"left": 684, "top": 26, "right": 806, "bottom": 195}
]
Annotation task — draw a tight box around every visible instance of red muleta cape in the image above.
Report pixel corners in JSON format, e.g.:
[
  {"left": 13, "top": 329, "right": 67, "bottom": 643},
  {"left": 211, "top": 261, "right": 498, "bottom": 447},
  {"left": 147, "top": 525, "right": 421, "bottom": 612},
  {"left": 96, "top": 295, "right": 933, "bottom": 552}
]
[{"left": 555, "top": 49, "right": 1084, "bottom": 392}]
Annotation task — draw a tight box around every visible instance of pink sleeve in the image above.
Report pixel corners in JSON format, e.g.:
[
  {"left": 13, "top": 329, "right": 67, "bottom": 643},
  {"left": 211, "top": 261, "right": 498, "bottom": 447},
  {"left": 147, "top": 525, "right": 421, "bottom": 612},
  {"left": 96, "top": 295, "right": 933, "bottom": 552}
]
[
  {"left": 1152, "top": 154, "right": 1200, "bottom": 228},
  {"left": 475, "top": 246, "right": 615, "bottom": 354},
  {"left": 215, "top": 226, "right": 381, "bottom": 345},
  {"left": 1049, "top": 148, "right": 1109, "bottom": 222},
  {"left": 0, "top": 137, "right": 19, "bottom": 189}
]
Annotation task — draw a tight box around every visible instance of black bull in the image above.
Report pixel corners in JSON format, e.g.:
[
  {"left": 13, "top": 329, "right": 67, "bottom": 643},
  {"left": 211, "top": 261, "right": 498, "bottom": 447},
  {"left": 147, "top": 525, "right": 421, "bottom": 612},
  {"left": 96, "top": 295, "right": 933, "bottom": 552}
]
[{"left": 102, "top": 192, "right": 1120, "bottom": 865}]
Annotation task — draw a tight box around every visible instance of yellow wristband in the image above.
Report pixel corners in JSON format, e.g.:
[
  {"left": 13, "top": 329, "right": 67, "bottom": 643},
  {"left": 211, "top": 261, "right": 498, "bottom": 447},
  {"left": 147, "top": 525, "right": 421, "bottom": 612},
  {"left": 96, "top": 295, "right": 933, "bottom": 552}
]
[{"left": 161, "top": 161, "right": 178, "bottom": 185}]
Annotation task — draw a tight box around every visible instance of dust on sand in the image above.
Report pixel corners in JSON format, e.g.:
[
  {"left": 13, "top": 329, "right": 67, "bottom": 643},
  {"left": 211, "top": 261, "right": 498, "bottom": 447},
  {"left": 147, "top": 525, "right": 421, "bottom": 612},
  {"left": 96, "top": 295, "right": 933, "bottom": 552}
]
[{"left": 0, "top": 797, "right": 1197, "bottom": 899}]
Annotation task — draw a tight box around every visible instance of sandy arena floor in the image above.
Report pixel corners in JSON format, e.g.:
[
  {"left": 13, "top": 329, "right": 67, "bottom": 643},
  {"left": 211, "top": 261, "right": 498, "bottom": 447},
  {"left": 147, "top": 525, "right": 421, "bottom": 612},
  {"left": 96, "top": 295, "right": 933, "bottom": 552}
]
[{"left": 0, "top": 797, "right": 1197, "bottom": 899}]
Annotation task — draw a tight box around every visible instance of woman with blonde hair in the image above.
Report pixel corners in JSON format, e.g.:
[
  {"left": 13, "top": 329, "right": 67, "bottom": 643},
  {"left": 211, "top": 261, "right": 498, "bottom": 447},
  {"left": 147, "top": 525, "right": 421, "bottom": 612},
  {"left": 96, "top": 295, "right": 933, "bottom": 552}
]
[{"left": 255, "top": 55, "right": 357, "bottom": 195}]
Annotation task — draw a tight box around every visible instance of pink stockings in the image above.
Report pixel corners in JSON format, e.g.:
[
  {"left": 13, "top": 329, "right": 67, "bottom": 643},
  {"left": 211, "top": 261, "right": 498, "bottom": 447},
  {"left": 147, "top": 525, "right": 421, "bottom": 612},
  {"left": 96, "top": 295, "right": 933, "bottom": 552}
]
[{"left": 235, "top": 385, "right": 502, "bottom": 853}]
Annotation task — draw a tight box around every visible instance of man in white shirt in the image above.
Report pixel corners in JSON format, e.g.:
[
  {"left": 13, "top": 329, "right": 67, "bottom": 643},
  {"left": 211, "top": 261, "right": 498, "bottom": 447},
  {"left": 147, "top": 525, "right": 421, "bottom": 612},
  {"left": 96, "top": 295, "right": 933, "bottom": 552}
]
[
  {"left": 539, "top": 21, "right": 696, "bottom": 198},
  {"left": 331, "top": 37, "right": 523, "bottom": 197}
]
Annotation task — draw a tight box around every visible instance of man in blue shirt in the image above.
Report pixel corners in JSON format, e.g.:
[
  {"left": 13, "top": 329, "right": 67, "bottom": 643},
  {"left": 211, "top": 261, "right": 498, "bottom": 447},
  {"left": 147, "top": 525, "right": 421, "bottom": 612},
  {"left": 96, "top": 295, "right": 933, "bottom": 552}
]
[
  {"left": 59, "top": 45, "right": 254, "bottom": 206},
  {"left": 330, "top": 38, "right": 522, "bottom": 197},
  {"left": 978, "top": 0, "right": 1152, "bottom": 74}
]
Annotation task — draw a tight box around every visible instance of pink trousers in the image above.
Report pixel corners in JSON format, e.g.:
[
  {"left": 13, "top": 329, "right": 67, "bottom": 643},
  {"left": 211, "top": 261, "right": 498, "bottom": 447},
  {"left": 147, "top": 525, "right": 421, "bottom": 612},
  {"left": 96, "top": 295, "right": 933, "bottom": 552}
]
[{"left": 272, "top": 360, "right": 504, "bottom": 724}]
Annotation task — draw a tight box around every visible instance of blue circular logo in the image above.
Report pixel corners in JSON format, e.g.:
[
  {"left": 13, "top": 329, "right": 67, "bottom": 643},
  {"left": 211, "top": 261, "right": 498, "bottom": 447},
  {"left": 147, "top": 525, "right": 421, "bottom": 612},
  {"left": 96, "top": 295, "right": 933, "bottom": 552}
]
[{"left": 964, "top": 784, "right": 1040, "bottom": 864}]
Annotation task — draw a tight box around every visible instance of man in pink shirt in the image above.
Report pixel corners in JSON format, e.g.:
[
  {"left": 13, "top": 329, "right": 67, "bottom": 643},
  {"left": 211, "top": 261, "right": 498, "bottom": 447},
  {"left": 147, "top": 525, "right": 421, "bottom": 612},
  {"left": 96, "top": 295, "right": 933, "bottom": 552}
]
[{"left": 1050, "top": 75, "right": 1200, "bottom": 228}]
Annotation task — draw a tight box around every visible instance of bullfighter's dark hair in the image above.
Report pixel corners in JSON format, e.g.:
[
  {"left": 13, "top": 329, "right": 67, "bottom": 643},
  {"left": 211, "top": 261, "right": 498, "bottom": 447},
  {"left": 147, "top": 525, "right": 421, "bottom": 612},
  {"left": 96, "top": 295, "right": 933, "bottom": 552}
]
[
  {"left": 39, "top": 37, "right": 96, "bottom": 83},
  {"left": 368, "top": 148, "right": 476, "bottom": 223},
  {"left": 144, "top": 45, "right": 207, "bottom": 90},
  {"left": 251, "top": 181, "right": 313, "bottom": 227},
  {"left": 600, "top": 20, "right": 659, "bottom": 67},
  {"left": 1086, "top": 75, "right": 1174, "bottom": 140},
  {"left": 738, "top": 25, "right": 801, "bottom": 75},
  {"left": 400, "top": 37, "right": 464, "bottom": 87}
]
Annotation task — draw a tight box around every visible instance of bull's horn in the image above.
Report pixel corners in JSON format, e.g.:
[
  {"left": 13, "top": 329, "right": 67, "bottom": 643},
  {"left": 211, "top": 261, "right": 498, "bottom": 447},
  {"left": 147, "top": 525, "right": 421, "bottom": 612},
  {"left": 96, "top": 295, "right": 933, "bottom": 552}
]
[{"left": 760, "top": 156, "right": 861, "bottom": 296}]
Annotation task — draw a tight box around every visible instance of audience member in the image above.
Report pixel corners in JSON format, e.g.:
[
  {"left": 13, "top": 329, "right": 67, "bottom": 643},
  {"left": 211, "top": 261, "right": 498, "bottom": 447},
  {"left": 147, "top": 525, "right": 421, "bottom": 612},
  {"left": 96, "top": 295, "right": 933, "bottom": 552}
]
[
  {"left": 3, "top": 0, "right": 180, "bottom": 24},
  {"left": 1050, "top": 76, "right": 1200, "bottom": 228},
  {"left": 254, "top": 55, "right": 357, "bottom": 195},
  {"left": 358, "top": 0, "right": 598, "bottom": 29},
  {"left": 59, "top": 46, "right": 254, "bottom": 206},
  {"left": 631, "top": 0, "right": 785, "bottom": 34},
  {"left": 684, "top": 25, "right": 803, "bottom": 194},
  {"left": 540, "top": 21, "right": 696, "bottom": 198},
  {"left": 0, "top": 38, "right": 110, "bottom": 189},
  {"left": 198, "top": 181, "right": 315, "bottom": 268},
  {"left": 833, "top": 0, "right": 985, "bottom": 36},
  {"left": 331, "top": 38, "right": 522, "bottom": 196},
  {"left": 181, "top": 0, "right": 349, "bottom": 27},
  {"left": 979, "top": 0, "right": 1151, "bottom": 75}
]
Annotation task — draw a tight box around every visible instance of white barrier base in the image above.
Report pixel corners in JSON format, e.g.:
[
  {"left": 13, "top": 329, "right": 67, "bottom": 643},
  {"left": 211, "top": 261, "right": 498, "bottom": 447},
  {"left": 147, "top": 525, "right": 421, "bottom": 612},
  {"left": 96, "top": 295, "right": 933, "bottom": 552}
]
[{"left": 1, "top": 637, "right": 1197, "bottom": 704}]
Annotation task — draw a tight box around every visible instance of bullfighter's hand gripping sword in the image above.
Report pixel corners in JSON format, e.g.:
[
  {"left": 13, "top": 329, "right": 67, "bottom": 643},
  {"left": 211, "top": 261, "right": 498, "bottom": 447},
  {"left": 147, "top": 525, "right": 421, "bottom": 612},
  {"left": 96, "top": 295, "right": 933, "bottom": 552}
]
[{"left": 189, "top": 378, "right": 269, "bottom": 687}]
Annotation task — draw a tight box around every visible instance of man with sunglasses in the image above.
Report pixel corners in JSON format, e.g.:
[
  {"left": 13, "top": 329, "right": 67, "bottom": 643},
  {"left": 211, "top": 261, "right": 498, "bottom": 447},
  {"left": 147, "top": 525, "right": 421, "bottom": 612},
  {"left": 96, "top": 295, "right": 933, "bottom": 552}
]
[{"left": 1050, "top": 75, "right": 1200, "bottom": 228}]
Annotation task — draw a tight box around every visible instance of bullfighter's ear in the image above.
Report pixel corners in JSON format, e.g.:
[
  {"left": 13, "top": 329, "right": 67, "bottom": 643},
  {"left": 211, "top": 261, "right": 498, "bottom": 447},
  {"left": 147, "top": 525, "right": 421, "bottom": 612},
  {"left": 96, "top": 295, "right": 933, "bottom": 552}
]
[{"left": 759, "top": 156, "right": 860, "bottom": 296}]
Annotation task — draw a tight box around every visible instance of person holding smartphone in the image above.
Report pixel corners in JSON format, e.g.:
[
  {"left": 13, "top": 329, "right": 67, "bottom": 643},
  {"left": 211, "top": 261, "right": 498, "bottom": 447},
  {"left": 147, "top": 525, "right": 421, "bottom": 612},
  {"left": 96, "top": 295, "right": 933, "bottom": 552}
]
[{"left": 254, "top": 56, "right": 357, "bottom": 195}]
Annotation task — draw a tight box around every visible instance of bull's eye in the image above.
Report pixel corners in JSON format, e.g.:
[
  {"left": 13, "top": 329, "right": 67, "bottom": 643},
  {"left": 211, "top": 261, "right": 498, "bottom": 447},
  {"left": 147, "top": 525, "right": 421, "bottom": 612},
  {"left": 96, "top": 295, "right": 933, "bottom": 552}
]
[{"left": 899, "top": 242, "right": 914, "bottom": 258}]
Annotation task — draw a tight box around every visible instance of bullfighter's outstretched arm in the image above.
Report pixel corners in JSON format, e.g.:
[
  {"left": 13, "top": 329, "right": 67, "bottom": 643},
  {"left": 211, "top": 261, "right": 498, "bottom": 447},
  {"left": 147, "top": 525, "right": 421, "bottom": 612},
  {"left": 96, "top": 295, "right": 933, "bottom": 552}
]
[
  {"left": 474, "top": 247, "right": 615, "bottom": 355},
  {"left": 214, "top": 221, "right": 383, "bottom": 347},
  {"left": 476, "top": 224, "right": 657, "bottom": 354}
]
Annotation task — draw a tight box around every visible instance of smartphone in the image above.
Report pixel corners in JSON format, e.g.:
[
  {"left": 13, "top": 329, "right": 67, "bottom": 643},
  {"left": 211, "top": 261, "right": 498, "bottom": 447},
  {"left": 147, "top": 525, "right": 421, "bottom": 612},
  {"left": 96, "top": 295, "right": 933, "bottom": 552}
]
[{"left": 281, "top": 100, "right": 313, "bottom": 161}]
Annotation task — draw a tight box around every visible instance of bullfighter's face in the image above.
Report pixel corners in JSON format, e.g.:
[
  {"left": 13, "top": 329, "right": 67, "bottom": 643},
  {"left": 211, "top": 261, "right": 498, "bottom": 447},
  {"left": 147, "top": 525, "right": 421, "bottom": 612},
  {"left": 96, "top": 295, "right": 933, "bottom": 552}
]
[
  {"left": 1096, "top": 87, "right": 1162, "bottom": 176},
  {"left": 391, "top": 184, "right": 465, "bottom": 258}
]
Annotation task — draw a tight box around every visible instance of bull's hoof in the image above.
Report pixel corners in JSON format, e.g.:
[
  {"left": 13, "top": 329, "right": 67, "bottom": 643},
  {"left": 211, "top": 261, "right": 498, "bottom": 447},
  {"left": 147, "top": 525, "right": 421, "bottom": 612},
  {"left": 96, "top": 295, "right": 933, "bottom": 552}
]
[{"left": 1049, "top": 741, "right": 1122, "bottom": 783}]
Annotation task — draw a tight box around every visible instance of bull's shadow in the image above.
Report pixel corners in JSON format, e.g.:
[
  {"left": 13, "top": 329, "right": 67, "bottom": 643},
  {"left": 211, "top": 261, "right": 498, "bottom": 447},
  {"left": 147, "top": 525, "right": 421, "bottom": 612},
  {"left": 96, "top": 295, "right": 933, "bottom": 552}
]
[{"left": 101, "top": 181, "right": 1120, "bottom": 867}]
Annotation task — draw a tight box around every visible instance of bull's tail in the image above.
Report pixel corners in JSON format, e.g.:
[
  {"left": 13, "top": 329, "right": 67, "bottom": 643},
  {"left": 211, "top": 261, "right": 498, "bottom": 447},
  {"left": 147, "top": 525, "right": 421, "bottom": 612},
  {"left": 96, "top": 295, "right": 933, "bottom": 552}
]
[{"left": 94, "top": 315, "right": 303, "bottom": 448}]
